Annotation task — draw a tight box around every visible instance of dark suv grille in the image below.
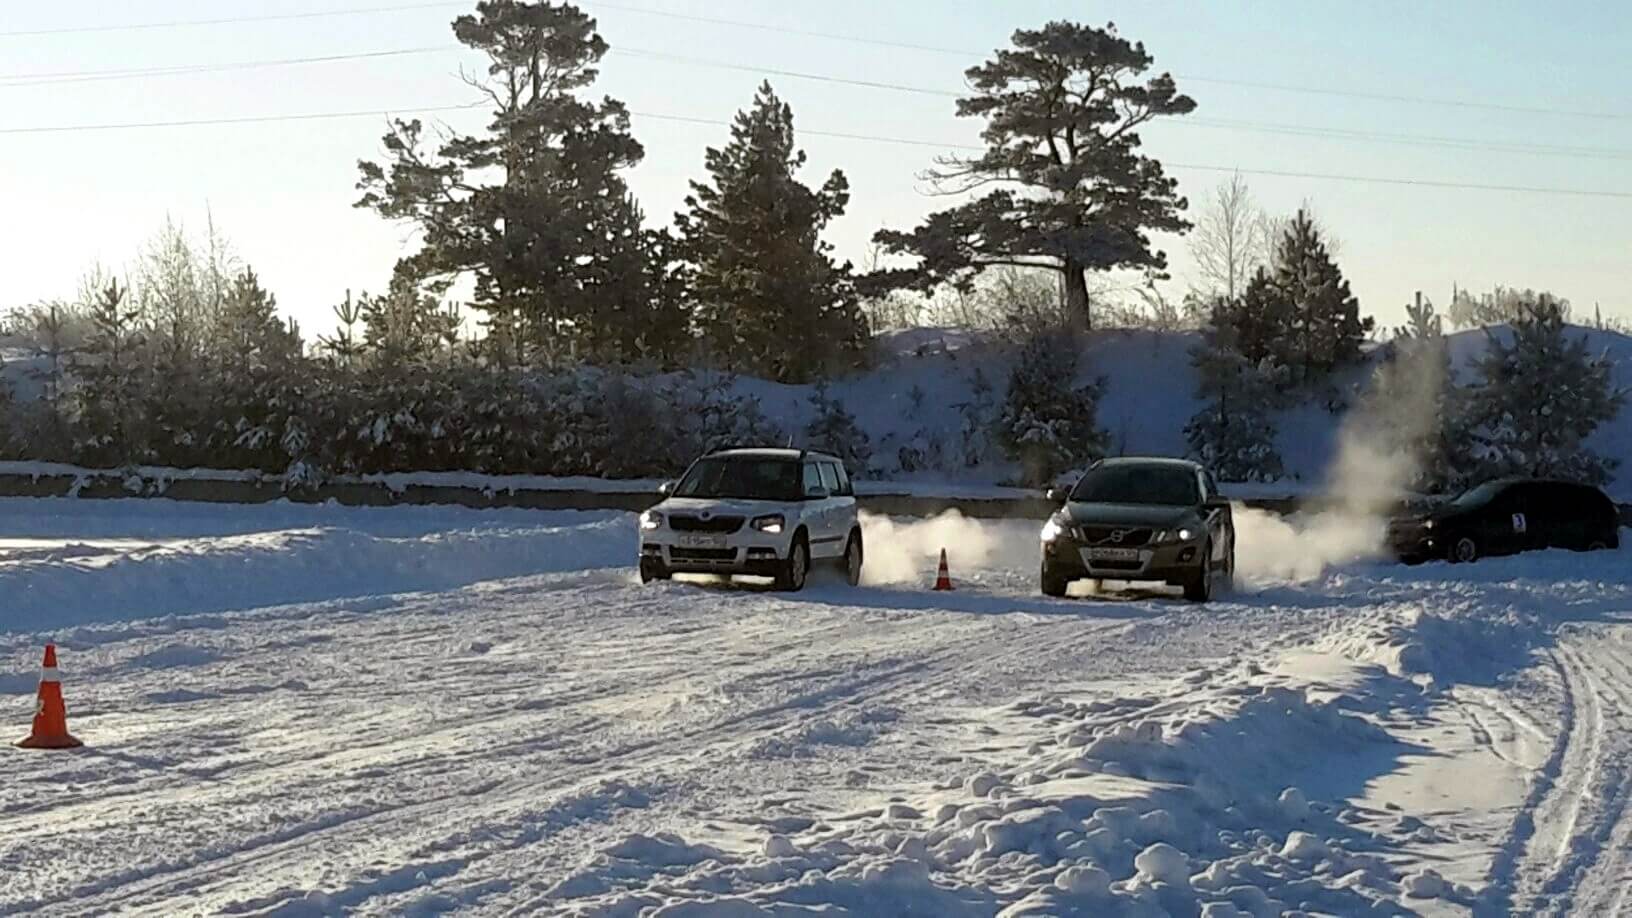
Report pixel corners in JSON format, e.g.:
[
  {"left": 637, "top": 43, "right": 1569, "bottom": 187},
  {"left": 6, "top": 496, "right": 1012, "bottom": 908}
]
[
  {"left": 670, "top": 547, "right": 738, "bottom": 562},
  {"left": 669, "top": 515, "right": 745, "bottom": 533},
  {"left": 1081, "top": 526, "right": 1152, "bottom": 546}
]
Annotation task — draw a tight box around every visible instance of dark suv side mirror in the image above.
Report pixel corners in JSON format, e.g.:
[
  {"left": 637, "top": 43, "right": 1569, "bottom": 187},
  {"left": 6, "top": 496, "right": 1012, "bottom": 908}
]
[
  {"left": 658, "top": 480, "right": 674, "bottom": 497},
  {"left": 1046, "top": 486, "right": 1069, "bottom": 504}
]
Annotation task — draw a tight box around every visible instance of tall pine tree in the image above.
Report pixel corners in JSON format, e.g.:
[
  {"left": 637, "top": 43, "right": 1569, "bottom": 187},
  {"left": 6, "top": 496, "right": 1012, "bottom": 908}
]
[
  {"left": 1272, "top": 209, "right": 1372, "bottom": 380},
  {"left": 676, "top": 82, "right": 865, "bottom": 382},
  {"left": 356, "top": 1, "right": 660, "bottom": 365},
  {"left": 863, "top": 22, "right": 1195, "bottom": 330}
]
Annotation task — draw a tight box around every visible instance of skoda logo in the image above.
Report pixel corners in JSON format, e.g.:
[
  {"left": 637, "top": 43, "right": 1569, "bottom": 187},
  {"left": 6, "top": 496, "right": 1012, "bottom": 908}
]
[{"left": 699, "top": 510, "right": 713, "bottom": 521}]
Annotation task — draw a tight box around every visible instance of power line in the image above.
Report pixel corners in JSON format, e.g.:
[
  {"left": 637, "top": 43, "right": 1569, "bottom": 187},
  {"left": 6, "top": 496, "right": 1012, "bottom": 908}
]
[
  {"left": 0, "top": 2, "right": 466, "bottom": 38},
  {"left": 8, "top": 39, "right": 1632, "bottom": 166},
  {"left": 0, "top": 103, "right": 483, "bottom": 135},
  {"left": 2, "top": 100, "right": 1629, "bottom": 198},
  {"left": 0, "top": 48, "right": 453, "bottom": 87},
  {"left": 587, "top": 2, "right": 1632, "bottom": 123}
]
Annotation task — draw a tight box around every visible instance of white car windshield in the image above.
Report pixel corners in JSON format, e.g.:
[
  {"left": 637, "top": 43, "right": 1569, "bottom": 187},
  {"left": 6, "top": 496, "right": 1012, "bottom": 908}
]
[
  {"left": 676, "top": 458, "right": 801, "bottom": 501},
  {"left": 1070, "top": 465, "right": 1199, "bottom": 506}
]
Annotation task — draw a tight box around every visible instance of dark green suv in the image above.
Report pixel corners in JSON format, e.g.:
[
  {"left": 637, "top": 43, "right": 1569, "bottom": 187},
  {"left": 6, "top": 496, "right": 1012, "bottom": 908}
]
[{"left": 1040, "top": 458, "right": 1236, "bottom": 602}]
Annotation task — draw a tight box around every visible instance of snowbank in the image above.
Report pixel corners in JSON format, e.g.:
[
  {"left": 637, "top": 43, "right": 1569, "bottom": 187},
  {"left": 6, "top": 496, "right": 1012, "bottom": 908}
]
[{"left": 0, "top": 498, "right": 631, "bottom": 633}]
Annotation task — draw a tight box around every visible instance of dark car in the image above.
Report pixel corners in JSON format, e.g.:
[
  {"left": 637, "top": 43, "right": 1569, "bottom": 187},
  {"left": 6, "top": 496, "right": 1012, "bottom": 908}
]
[
  {"left": 1040, "top": 457, "right": 1236, "bottom": 602},
  {"left": 1388, "top": 478, "right": 1621, "bottom": 564}
]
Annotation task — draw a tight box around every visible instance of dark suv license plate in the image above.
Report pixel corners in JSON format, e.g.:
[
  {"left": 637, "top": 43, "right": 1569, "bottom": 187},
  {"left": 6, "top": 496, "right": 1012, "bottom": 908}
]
[{"left": 1085, "top": 547, "right": 1140, "bottom": 562}]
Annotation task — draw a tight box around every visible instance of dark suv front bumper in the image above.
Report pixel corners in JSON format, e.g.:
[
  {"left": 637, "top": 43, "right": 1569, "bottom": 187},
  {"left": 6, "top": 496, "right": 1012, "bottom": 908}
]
[{"left": 1042, "top": 535, "right": 1206, "bottom": 584}]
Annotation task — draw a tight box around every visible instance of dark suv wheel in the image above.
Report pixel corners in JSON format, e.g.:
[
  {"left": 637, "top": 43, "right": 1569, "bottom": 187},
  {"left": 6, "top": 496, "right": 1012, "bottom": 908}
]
[
  {"left": 1182, "top": 541, "right": 1214, "bottom": 602},
  {"left": 1041, "top": 561, "right": 1070, "bottom": 597}
]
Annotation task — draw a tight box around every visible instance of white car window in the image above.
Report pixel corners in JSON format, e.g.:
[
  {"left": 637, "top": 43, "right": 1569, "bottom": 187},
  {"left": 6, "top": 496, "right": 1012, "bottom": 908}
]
[
  {"left": 819, "top": 463, "right": 840, "bottom": 495},
  {"left": 802, "top": 463, "right": 824, "bottom": 497}
]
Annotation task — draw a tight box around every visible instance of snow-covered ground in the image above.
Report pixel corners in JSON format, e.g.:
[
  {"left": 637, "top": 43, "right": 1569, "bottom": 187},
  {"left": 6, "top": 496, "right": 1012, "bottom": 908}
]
[{"left": 1, "top": 498, "right": 1629, "bottom": 916}]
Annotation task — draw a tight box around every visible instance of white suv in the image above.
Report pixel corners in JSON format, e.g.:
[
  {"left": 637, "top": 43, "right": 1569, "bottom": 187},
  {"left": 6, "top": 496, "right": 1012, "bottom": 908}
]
[{"left": 638, "top": 448, "right": 863, "bottom": 591}]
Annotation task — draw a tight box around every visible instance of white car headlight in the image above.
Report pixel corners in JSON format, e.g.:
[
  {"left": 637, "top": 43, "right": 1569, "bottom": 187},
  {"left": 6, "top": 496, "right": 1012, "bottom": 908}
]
[
  {"left": 640, "top": 510, "right": 664, "bottom": 531},
  {"left": 751, "top": 514, "right": 785, "bottom": 534}
]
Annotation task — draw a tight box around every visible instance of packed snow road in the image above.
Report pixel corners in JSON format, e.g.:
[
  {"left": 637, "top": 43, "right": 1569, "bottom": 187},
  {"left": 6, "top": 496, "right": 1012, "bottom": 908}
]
[{"left": 0, "top": 498, "right": 1629, "bottom": 916}]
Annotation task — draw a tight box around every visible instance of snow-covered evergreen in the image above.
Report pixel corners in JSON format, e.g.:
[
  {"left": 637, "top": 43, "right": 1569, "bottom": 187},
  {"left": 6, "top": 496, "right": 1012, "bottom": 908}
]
[
  {"left": 1468, "top": 297, "right": 1625, "bottom": 484},
  {"left": 995, "top": 332, "right": 1107, "bottom": 486},
  {"left": 1185, "top": 310, "right": 1285, "bottom": 482}
]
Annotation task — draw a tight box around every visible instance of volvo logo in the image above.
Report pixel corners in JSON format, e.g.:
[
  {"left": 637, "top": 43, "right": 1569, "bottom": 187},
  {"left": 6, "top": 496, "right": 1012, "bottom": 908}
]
[{"left": 1108, "top": 529, "right": 1129, "bottom": 543}]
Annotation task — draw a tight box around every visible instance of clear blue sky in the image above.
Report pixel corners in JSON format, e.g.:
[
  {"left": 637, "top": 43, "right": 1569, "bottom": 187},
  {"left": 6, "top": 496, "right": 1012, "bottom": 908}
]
[{"left": 3, "top": 0, "right": 1630, "bottom": 335}]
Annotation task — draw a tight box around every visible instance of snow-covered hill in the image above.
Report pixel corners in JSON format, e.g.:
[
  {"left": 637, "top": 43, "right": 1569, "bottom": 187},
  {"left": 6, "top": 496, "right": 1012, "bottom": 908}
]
[{"left": 737, "top": 325, "right": 1632, "bottom": 498}]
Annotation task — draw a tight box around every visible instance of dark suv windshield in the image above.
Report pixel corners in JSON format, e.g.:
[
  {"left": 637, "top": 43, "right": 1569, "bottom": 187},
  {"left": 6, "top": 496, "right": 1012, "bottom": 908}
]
[
  {"left": 676, "top": 458, "right": 800, "bottom": 501},
  {"left": 1070, "top": 465, "right": 1199, "bottom": 506}
]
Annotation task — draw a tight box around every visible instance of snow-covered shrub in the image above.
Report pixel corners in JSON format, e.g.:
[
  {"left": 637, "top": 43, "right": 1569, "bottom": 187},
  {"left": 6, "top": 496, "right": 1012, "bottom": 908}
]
[
  {"left": 995, "top": 332, "right": 1106, "bottom": 487},
  {"left": 804, "top": 382, "right": 872, "bottom": 474},
  {"left": 1185, "top": 312, "right": 1285, "bottom": 482}
]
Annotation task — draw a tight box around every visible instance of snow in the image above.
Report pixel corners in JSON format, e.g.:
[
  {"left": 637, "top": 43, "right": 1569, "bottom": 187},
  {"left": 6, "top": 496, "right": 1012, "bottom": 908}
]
[{"left": 0, "top": 496, "right": 1630, "bottom": 915}]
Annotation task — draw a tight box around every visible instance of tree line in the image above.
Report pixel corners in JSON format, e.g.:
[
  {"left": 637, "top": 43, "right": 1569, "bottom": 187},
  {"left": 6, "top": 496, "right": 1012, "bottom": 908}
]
[{"left": 2, "top": 1, "right": 1623, "bottom": 491}]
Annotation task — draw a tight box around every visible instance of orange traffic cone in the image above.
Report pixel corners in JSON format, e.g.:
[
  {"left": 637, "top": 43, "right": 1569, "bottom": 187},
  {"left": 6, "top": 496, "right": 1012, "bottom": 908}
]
[
  {"left": 17, "top": 644, "right": 82, "bottom": 749},
  {"left": 932, "top": 549, "right": 954, "bottom": 591}
]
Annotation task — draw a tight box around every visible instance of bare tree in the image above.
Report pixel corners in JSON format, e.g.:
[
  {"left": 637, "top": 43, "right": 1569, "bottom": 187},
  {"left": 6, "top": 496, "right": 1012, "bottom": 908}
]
[{"left": 1188, "top": 173, "right": 1271, "bottom": 301}]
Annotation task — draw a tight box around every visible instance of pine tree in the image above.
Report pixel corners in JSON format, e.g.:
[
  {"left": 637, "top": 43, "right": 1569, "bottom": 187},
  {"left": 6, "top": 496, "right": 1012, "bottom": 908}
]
[
  {"left": 676, "top": 82, "right": 864, "bottom": 382},
  {"left": 214, "top": 268, "right": 299, "bottom": 368},
  {"left": 995, "top": 333, "right": 1107, "bottom": 486},
  {"left": 359, "top": 275, "right": 454, "bottom": 370},
  {"left": 1271, "top": 209, "right": 1373, "bottom": 380},
  {"left": 1359, "top": 294, "right": 1472, "bottom": 492},
  {"left": 1184, "top": 305, "right": 1285, "bottom": 482},
  {"left": 803, "top": 382, "right": 872, "bottom": 474},
  {"left": 863, "top": 21, "right": 1195, "bottom": 329},
  {"left": 1469, "top": 296, "right": 1625, "bottom": 484},
  {"left": 356, "top": 1, "right": 651, "bottom": 365},
  {"left": 72, "top": 279, "right": 144, "bottom": 464},
  {"left": 319, "top": 291, "right": 366, "bottom": 368},
  {"left": 1216, "top": 271, "right": 1296, "bottom": 370}
]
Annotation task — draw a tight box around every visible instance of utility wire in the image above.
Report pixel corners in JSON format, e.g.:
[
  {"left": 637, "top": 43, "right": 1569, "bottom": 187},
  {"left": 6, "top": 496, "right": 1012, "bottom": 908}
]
[
  {"left": 2, "top": 101, "right": 1629, "bottom": 198},
  {"left": 0, "top": 103, "right": 483, "bottom": 135},
  {"left": 11, "top": 43, "right": 1632, "bottom": 164},
  {"left": 0, "top": 48, "right": 452, "bottom": 86},
  {"left": 585, "top": 2, "right": 1632, "bottom": 123},
  {"left": 0, "top": 2, "right": 466, "bottom": 37},
  {"left": 12, "top": 0, "right": 1626, "bottom": 122}
]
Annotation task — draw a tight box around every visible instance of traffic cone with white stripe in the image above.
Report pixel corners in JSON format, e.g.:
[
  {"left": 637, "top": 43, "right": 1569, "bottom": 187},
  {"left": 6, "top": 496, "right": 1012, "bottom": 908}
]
[
  {"left": 932, "top": 549, "right": 954, "bottom": 591},
  {"left": 17, "top": 644, "right": 82, "bottom": 749}
]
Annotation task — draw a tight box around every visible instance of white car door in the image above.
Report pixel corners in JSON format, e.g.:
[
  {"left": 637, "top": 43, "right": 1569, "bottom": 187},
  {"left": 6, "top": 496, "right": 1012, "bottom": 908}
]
[
  {"left": 815, "top": 462, "right": 846, "bottom": 558},
  {"left": 800, "top": 462, "right": 834, "bottom": 557}
]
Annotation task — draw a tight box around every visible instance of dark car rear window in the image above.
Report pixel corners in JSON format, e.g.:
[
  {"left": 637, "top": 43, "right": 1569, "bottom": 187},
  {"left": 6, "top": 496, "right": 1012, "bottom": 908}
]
[{"left": 1070, "top": 465, "right": 1199, "bottom": 506}]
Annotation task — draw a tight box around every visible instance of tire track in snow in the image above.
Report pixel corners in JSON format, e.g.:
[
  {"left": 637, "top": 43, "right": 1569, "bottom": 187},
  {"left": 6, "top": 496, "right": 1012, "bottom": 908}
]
[
  {"left": 44, "top": 586, "right": 1137, "bottom": 916},
  {"left": 1497, "top": 628, "right": 1632, "bottom": 917}
]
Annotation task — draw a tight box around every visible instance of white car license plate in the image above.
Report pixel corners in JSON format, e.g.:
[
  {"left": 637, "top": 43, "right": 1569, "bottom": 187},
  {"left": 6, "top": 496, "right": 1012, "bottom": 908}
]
[
  {"left": 679, "top": 534, "right": 727, "bottom": 549},
  {"left": 1084, "top": 547, "right": 1141, "bottom": 563}
]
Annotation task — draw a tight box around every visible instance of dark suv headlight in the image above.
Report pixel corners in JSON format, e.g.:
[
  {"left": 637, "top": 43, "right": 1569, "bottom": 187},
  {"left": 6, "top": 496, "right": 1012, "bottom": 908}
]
[
  {"left": 1154, "top": 527, "right": 1197, "bottom": 544},
  {"left": 1041, "top": 515, "right": 1069, "bottom": 542}
]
